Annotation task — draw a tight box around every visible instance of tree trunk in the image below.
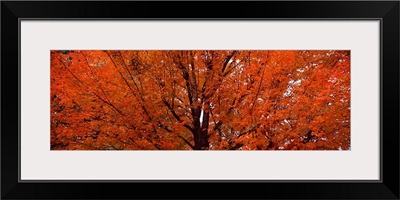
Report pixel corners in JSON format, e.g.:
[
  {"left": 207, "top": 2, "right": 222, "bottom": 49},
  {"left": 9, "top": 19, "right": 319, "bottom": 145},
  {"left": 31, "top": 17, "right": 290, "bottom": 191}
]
[
  {"left": 193, "top": 130, "right": 209, "bottom": 150},
  {"left": 192, "top": 107, "right": 209, "bottom": 150}
]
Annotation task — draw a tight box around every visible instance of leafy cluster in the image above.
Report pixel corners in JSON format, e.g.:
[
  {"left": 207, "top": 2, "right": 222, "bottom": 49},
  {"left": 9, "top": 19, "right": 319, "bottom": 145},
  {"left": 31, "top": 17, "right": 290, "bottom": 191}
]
[{"left": 51, "top": 50, "right": 350, "bottom": 150}]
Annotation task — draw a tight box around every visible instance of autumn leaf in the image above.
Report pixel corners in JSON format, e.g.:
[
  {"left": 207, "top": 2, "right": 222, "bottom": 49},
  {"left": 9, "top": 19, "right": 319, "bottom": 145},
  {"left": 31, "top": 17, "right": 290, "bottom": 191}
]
[{"left": 51, "top": 50, "right": 350, "bottom": 150}]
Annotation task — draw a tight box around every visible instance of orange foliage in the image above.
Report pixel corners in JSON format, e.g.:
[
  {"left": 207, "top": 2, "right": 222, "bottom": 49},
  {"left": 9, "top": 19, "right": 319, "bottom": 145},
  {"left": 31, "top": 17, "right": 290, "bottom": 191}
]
[{"left": 51, "top": 50, "right": 350, "bottom": 150}]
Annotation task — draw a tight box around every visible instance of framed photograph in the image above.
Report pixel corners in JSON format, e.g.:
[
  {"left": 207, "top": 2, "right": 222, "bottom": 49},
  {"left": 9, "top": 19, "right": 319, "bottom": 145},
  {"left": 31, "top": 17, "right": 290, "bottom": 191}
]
[{"left": 2, "top": 1, "right": 399, "bottom": 199}]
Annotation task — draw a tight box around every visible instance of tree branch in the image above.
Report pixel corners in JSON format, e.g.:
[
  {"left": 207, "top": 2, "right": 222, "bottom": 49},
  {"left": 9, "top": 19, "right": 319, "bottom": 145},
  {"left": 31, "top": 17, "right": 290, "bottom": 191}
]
[
  {"left": 162, "top": 99, "right": 194, "bottom": 133},
  {"left": 92, "top": 92, "right": 125, "bottom": 116},
  {"left": 178, "top": 136, "right": 194, "bottom": 149}
]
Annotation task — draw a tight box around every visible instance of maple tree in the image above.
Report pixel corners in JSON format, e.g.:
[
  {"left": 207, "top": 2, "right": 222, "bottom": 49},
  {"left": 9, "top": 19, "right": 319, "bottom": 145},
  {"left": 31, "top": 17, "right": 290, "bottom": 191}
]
[{"left": 51, "top": 50, "right": 350, "bottom": 150}]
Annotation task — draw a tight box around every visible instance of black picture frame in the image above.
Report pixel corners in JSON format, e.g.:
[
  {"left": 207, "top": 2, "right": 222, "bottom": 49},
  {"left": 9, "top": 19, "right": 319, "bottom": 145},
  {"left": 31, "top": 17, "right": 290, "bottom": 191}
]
[{"left": 2, "top": 1, "right": 399, "bottom": 199}]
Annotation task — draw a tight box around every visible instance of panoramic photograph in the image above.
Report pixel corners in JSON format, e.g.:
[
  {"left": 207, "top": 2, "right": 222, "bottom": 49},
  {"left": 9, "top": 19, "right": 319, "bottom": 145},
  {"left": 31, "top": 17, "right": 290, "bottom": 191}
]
[{"left": 51, "top": 50, "right": 350, "bottom": 150}]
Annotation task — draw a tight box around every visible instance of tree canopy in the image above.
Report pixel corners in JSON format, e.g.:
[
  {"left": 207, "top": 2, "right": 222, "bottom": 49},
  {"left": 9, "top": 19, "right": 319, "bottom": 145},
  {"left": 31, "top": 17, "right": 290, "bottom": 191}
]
[{"left": 51, "top": 50, "right": 350, "bottom": 150}]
